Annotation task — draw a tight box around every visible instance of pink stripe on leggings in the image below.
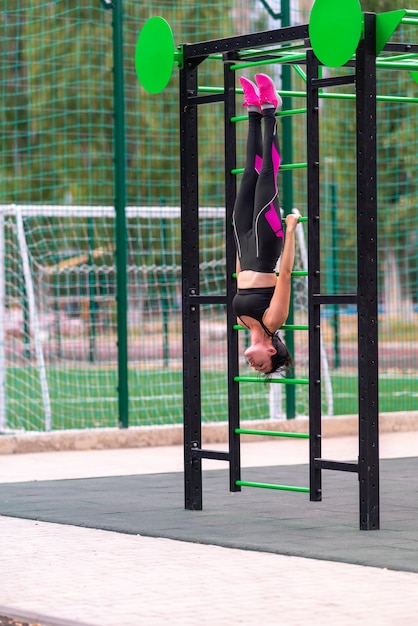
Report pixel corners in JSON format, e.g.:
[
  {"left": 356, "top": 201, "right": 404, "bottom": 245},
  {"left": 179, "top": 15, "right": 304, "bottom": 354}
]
[{"left": 264, "top": 206, "right": 283, "bottom": 237}]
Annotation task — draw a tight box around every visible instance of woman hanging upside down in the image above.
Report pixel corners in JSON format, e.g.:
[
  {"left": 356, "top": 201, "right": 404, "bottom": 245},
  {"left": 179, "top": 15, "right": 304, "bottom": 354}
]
[{"left": 232, "top": 73, "right": 301, "bottom": 375}]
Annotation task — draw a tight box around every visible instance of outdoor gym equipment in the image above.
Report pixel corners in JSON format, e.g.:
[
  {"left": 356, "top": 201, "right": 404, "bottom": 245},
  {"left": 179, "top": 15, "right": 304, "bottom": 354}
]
[{"left": 135, "top": 0, "right": 418, "bottom": 530}]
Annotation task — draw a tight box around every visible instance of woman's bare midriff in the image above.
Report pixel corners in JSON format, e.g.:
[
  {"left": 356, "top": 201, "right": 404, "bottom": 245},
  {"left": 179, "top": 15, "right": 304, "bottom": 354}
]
[{"left": 237, "top": 270, "right": 277, "bottom": 289}]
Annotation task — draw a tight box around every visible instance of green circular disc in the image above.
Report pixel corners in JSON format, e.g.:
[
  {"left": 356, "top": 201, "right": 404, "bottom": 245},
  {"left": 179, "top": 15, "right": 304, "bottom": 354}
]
[
  {"left": 309, "top": 0, "right": 363, "bottom": 68},
  {"left": 135, "top": 16, "right": 174, "bottom": 94}
]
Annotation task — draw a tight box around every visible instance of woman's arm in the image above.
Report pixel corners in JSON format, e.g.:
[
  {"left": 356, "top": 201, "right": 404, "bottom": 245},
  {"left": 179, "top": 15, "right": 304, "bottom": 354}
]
[
  {"left": 235, "top": 255, "right": 242, "bottom": 326},
  {"left": 264, "top": 212, "right": 300, "bottom": 331}
]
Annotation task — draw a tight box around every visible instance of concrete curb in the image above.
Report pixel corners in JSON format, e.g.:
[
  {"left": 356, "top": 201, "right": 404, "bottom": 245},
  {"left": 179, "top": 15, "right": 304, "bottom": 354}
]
[{"left": 1, "top": 412, "right": 418, "bottom": 455}]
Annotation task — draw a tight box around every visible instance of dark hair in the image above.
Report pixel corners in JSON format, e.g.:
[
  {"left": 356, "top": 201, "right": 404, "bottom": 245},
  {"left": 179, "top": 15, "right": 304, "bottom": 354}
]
[{"left": 266, "top": 332, "right": 293, "bottom": 376}]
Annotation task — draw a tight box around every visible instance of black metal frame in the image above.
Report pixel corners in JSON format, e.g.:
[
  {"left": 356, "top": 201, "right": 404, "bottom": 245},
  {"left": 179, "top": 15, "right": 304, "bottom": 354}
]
[
  {"left": 355, "top": 13, "right": 380, "bottom": 530},
  {"left": 180, "top": 15, "right": 382, "bottom": 529},
  {"left": 306, "top": 14, "right": 380, "bottom": 530}
]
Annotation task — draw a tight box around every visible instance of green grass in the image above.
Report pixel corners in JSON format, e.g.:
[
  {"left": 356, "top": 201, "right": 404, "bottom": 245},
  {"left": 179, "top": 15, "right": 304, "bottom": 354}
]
[
  {"left": 3, "top": 367, "right": 418, "bottom": 431},
  {"left": 331, "top": 373, "right": 418, "bottom": 415}
]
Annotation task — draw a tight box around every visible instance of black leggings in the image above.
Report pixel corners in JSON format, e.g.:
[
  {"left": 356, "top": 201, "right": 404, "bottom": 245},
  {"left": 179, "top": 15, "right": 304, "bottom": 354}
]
[{"left": 233, "top": 109, "right": 283, "bottom": 273}]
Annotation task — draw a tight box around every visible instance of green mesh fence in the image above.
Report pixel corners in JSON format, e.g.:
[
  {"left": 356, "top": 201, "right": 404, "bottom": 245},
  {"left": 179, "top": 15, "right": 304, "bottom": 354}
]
[{"left": 0, "top": 0, "right": 417, "bottom": 431}]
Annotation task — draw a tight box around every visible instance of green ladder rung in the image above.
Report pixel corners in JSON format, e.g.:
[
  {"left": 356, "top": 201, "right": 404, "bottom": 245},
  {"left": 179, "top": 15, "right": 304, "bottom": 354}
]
[
  {"left": 281, "top": 324, "right": 309, "bottom": 331},
  {"left": 232, "top": 163, "right": 307, "bottom": 174},
  {"left": 233, "top": 324, "right": 308, "bottom": 331},
  {"left": 234, "top": 376, "right": 309, "bottom": 384},
  {"left": 236, "top": 480, "right": 309, "bottom": 493},
  {"left": 236, "top": 428, "right": 309, "bottom": 439},
  {"left": 230, "top": 108, "right": 307, "bottom": 123}
]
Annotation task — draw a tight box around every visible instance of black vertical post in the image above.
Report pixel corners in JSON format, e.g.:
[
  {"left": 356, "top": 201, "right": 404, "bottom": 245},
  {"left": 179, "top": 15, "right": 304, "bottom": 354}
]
[
  {"left": 223, "top": 55, "right": 241, "bottom": 492},
  {"left": 356, "top": 13, "right": 380, "bottom": 530},
  {"left": 111, "top": 0, "right": 129, "bottom": 429},
  {"left": 180, "top": 57, "right": 203, "bottom": 510},
  {"left": 306, "top": 49, "right": 322, "bottom": 502}
]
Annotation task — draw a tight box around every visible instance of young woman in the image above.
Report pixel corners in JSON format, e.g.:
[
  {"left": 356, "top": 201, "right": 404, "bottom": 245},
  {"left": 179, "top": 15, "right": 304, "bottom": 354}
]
[{"left": 232, "top": 73, "right": 301, "bottom": 375}]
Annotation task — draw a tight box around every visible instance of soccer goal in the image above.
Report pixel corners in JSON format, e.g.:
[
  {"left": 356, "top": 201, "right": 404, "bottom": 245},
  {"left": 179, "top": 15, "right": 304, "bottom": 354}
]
[{"left": 0, "top": 204, "right": 217, "bottom": 431}]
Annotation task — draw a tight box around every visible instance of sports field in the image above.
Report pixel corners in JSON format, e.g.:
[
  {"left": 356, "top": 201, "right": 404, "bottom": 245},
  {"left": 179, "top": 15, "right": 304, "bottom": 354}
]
[{"left": 4, "top": 367, "right": 417, "bottom": 431}]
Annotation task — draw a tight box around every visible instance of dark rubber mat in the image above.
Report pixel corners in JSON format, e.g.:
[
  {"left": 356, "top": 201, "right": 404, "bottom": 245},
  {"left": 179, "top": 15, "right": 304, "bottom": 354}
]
[{"left": 1, "top": 458, "right": 418, "bottom": 572}]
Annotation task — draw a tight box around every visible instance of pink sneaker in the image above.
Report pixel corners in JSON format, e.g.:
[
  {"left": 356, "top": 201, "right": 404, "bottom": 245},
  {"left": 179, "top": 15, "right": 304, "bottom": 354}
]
[
  {"left": 254, "top": 73, "right": 282, "bottom": 110},
  {"left": 239, "top": 76, "right": 260, "bottom": 108}
]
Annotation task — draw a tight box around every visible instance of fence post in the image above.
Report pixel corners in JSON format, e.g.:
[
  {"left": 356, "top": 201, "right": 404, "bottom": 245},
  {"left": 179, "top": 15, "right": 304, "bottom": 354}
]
[{"left": 109, "top": 0, "right": 129, "bottom": 428}]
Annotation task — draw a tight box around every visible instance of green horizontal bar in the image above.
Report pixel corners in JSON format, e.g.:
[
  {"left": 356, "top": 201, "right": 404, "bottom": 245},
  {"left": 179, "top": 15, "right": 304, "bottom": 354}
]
[
  {"left": 279, "top": 107, "right": 307, "bottom": 117},
  {"left": 230, "top": 52, "right": 307, "bottom": 71},
  {"left": 233, "top": 49, "right": 418, "bottom": 71},
  {"left": 381, "top": 53, "right": 418, "bottom": 62},
  {"left": 281, "top": 324, "right": 309, "bottom": 331},
  {"left": 199, "top": 86, "right": 418, "bottom": 105},
  {"left": 236, "top": 480, "right": 310, "bottom": 493},
  {"left": 405, "top": 9, "right": 418, "bottom": 16},
  {"left": 235, "top": 376, "right": 309, "bottom": 384},
  {"left": 232, "top": 163, "right": 307, "bottom": 174},
  {"left": 236, "top": 428, "right": 309, "bottom": 438},
  {"left": 230, "top": 107, "right": 306, "bottom": 123},
  {"left": 402, "top": 17, "right": 418, "bottom": 24},
  {"left": 230, "top": 114, "right": 251, "bottom": 123},
  {"left": 377, "top": 60, "right": 418, "bottom": 71},
  {"left": 376, "top": 94, "right": 418, "bottom": 104},
  {"left": 234, "top": 323, "right": 308, "bottom": 331}
]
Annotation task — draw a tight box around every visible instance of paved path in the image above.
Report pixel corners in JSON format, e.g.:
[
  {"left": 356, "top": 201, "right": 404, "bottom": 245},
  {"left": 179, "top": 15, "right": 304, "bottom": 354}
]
[{"left": 1, "top": 432, "right": 418, "bottom": 626}]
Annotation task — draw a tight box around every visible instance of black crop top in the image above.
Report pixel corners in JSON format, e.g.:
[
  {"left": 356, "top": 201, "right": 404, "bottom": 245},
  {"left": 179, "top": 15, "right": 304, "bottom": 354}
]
[{"left": 232, "top": 287, "right": 275, "bottom": 336}]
